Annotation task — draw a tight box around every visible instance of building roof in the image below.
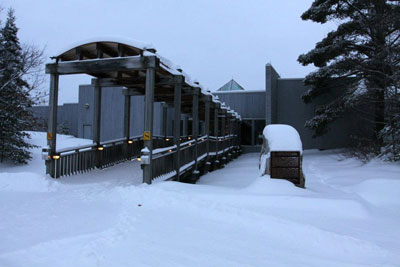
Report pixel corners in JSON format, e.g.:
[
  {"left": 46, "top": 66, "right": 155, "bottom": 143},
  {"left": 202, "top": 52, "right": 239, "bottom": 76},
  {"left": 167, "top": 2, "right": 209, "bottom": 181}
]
[{"left": 217, "top": 79, "right": 245, "bottom": 91}]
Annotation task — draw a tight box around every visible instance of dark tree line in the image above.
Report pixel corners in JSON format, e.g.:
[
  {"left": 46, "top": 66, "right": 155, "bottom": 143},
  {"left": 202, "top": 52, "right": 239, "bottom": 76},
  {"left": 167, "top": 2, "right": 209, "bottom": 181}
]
[
  {"left": 0, "top": 8, "right": 45, "bottom": 164},
  {"left": 298, "top": 0, "right": 400, "bottom": 161}
]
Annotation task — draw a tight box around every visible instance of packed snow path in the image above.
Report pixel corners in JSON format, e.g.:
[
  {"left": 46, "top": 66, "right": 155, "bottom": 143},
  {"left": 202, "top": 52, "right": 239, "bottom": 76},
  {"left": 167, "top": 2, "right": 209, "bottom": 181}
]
[{"left": 1, "top": 133, "right": 400, "bottom": 266}]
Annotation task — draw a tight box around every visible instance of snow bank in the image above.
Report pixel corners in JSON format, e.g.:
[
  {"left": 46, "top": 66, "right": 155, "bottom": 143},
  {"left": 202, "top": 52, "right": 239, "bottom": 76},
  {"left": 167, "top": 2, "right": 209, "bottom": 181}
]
[
  {"left": 350, "top": 179, "right": 400, "bottom": 206},
  {"left": 0, "top": 172, "right": 56, "bottom": 193}
]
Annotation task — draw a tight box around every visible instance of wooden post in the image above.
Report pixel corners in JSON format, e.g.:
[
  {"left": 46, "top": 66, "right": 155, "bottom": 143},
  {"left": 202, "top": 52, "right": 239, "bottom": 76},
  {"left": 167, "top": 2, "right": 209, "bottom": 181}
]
[
  {"left": 124, "top": 94, "right": 131, "bottom": 158},
  {"left": 221, "top": 112, "right": 226, "bottom": 164},
  {"left": 229, "top": 116, "right": 233, "bottom": 149},
  {"left": 251, "top": 119, "right": 255, "bottom": 146},
  {"left": 124, "top": 95, "right": 131, "bottom": 140},
  {"left": 93, "top": 82, "right": 102, "bottom": 145},
  {"left": 47, "top": 73, "right": 59, "bottom": 178},
  {"left": 221, "top": 113, "right": 226, "bottom": 139},
  {"left": 142, "top": 58, "right": 156, "bottom": 184},
  {"left": 192, "top": 88, "right": 199, "bottom": 175},
  {"left": 93, "top": 81, "right": 102, "bottom": 168},
  {"left": 205, "top": 97, "right": 210, "bottom": 160},
  {"left": 173, "top": 76, "right": 183, "bottom": 181},
  {"left": 162, "top": 103, "right": 168, "bottom": 138},
  {"left": 183, "top": 115, "right": 188, "bottom": 138},
  {"left": 214, "top": 108, "right": 219, "bottom": 163}
]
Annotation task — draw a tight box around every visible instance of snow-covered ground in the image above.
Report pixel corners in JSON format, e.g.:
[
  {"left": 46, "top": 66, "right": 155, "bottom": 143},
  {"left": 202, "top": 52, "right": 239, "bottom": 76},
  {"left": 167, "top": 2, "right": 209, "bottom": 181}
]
[{"left": 1, "top": 132, "right": 400, "bottom": 266}]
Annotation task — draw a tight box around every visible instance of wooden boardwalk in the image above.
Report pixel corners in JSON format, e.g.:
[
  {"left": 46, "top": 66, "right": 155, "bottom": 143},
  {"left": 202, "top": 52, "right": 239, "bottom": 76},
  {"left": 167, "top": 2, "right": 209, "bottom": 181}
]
[{"left": 43, "top": 38, "right": 241, "bottom": 184}]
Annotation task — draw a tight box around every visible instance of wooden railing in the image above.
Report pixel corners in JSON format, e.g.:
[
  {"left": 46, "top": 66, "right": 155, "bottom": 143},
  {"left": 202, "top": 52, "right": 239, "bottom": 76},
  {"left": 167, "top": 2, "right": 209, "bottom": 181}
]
[
  {"left": 45, "top": 134, "right": 240, "bottom": 180},
  {"left": 44, "top": 136, "right": 144, "bottom": 178},
  {"left": 149, "top": 135, "right": 239, "bottom": 181}
]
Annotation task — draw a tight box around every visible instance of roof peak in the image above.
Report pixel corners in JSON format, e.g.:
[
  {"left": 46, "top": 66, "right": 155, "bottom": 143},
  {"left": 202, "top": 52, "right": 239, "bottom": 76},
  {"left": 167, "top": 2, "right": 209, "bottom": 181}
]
[{"left": 217, "top": 79, "right": 245, "bottom": 91}]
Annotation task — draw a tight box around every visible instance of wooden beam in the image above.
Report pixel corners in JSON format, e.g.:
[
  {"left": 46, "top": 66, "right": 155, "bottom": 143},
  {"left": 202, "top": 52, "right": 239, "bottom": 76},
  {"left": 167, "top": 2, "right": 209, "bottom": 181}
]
[
  {"left": 93, "top": 82, "right": 102, "bottom": 145},
  {"left": 47, "top": 73, "right": 59, "bottom": 178},
  {"left": 124, "top": 95, "right": 131, "bottom": 140},
  {"left": 143, "top": 66, "right": 155, "bottom": 184},
  {"left": 96, "top": 43, "right": 104, "bottom": 58},
  {"left": 174, "top": 75, "right": 183, "bottom": 181},
  {"left": 122, "top": 88, "right": 144, "bottom": 96},
  {"left": 91, "top": 76, "right": 172, "bottom": 88},
  {"left": 192, "top": 88, "right": 200, "bottom": 172},
  {"left": 214, "top": 108, "right": 219, "bottom": 158},
  {"left": 204, "top": 97, "right": 210, "bottom": 159},
  {"left": 118, "top": 44, "right": 125, "bottom": 57},
  {"left": 46, "top": 56, "right": 154, "bottom": 75}
]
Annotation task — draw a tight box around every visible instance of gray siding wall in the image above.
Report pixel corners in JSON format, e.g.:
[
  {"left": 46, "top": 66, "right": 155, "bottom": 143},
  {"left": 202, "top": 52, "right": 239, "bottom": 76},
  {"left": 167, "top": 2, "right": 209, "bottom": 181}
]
[
  {"left": 214, "top": 91, "right": 266, "bottom": 120},
  {"left": 78, "top": 85, "right": 164, "bottom": 142},
  {"left": 276, "top": 79, "right": 359, "bottom": 150},
  {"left": 31, "top": 103, "right": 79, "bottom": 137},
  {"left": 265, "top": 64, "right": 280, "bottom": 124}
]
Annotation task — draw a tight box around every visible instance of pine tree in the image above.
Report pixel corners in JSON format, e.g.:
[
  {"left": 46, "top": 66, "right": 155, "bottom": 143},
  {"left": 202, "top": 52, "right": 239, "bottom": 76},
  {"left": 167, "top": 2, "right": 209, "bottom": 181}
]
[
  {"left": 298, "top": 0, "right": 400, "bottom": 159},
  {"left": 0, "top": 9, "right": 35, "bottom": 164}
]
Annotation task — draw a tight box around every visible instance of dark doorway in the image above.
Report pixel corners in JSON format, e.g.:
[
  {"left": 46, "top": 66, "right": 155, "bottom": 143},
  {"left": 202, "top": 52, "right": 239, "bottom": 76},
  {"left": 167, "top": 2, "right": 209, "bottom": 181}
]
[{"left": 241, "top": 120, "right": 252, "bottom": 145}]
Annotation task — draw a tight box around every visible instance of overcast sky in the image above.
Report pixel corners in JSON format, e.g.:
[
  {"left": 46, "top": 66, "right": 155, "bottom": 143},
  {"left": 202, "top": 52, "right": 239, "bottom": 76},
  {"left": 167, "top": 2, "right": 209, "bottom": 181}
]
[{"left": 4, "top": 0, "right": 333, "bottom": 104}]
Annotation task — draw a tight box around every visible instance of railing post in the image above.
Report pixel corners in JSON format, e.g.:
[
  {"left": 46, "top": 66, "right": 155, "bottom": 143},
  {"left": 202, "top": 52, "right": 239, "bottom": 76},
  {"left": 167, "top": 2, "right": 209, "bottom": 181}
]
[
  {"left": 124, "top": 93, "right": 131, "bottom": 158},
  {"left": 192, "top": 88, "right": 200, "bottom": 179},
  {"left": 214, "top": 108, "right": 219, "bottom": 166},
  {"left": 229, "top": 115, "right": 233, "bottom": 157},
  {"left": 203, "top": 96, "right": 211, "bottom": 173},
  {"left": 93, "top": 80, "right": 102, "bottom": 168},
  {"left": 221, "top": 111, "right": 226, "bottom": 164},
  {"left": 251, "top": 119, "right": 255, "bottom": 146},
  {"left": 205, "top": 97, "right": 210, "bottom": 160},
  {"left": 142, "top": 56, "right": 156, "bottom": 184},
  {"left": 173, "top": 75, "right": 183, "bottom": 181},
  {"left": 47, "top": 73, "right": 59, "bottom": 178}
]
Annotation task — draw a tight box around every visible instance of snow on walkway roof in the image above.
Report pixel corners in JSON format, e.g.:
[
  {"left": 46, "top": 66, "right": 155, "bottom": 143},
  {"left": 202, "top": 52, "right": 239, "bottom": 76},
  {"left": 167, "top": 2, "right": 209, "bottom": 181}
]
[
  {"left": 53, "top": 37, "right": 241, "bottom": 120},
  {"left": 55, "top": 36, "right": 155, "bottom": 58}
]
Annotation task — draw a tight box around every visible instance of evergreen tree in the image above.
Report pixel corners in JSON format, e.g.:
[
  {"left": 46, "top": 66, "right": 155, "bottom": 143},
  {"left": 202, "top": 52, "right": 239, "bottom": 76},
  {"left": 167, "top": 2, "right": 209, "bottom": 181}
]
[
  {"left": 298, "top": 0, "right": 400, "bottom": 160},
  {"left": 0, "top": 9, "right": 35, "bottom": 163}
]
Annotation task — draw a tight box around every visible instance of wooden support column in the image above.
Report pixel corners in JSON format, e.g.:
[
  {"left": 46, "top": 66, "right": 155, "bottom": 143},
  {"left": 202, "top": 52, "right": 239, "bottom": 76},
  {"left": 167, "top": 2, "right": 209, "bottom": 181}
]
[
  {"left": 205, "top": 98, "right": 210, "bottom": 160},
  {"left": 47, "top": 73, "right": 59, "bottom": 178},
  {"left": 251, "top": 120, "right": 255, "bottom": 146},
  {"left": 123, "top": 94, "right": 131, "bottom": 158},
  {"left": 142, "top": 62, "right": 155, "bottom": 184},
  {"left": 162, "top": 103, "right": 168, "bottom": 138},
  {"left": 183, "top": 115, "right": 188, "bottom": 137},
  {"left": 124, "top": 95, "right": 131, "bottom": 140},
  {"left": 221, "top": 113, "right": 226, "bottom": 163},
  {"left": 93, "top": 82, "right": 102, "bottom": 145},
  {"left": 192, "top": 88, "right": 199, "bottom": 174},
  {"left": 229, "top": 116, "right": 233, "bottom": 149},
  {"left": 173, "top": 76, "right": 183, "bottom": 181},
  {"left": 214, "top": 108, "right": 219, "bottom": 161},
  {"left": 221, "top": 113, "right": 226, "bottom": 139},
  {"left": 93, "top": 81, "right": 102, "bottom": 169}
]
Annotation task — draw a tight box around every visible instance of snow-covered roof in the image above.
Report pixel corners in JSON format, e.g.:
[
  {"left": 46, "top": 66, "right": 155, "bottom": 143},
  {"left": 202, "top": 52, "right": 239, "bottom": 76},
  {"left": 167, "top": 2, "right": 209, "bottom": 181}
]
[
  {"left": 263, "top": 124, "right": 302, "bottom": 153},
  {"left": 53, "top": 37, "right": 242, "bottom": 120},
  {"left": 55, "top": 36, "right": 155, "bottom": 57}
]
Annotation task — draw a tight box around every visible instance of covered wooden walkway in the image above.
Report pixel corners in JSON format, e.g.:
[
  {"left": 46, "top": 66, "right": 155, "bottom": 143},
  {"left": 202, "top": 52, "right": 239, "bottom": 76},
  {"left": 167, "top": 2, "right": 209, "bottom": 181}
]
[{"left": 43, "top": 38, "right": 242, "bottom": 184}]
